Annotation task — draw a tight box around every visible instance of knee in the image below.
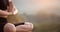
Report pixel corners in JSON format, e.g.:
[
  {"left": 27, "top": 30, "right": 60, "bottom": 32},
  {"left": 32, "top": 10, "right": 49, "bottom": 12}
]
[
  {"left": 25, "top": 22, "right": 34, "bottom": 31},
  {"left": 4, "top": 23, "right": 16, "bottom": 32}
]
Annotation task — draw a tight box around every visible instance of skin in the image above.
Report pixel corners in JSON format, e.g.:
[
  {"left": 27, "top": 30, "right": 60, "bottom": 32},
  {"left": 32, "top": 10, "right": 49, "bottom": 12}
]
[
  {"left": 4, "top": 22, "right": 33, "bottom": 32},
  {"left": 0, "top": 0, "right": 33, "bottom": 32}
]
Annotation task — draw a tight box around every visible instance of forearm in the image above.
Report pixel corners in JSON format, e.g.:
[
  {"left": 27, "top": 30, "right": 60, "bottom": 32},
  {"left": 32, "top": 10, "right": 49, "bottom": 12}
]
[
  {"left": 0, "top": 10, "right": 9, "bottom": 16},
  {"left": 0, "top": 16, "right": 8, "bottom": 18},
  {"left": 0, "top": 10, "right": 13, "bottom": 18}
]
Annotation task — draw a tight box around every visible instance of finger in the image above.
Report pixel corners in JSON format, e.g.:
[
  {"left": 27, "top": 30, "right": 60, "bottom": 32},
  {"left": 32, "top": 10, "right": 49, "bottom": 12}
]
[
  {"left": 12, "top": 8, "right": 18, "bottom": 15},
  {"left": 8, "top": 0, "right": 14, "bottom": 12}
]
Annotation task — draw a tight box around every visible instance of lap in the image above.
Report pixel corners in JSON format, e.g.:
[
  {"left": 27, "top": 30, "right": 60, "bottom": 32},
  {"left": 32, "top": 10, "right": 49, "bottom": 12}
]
[
  {"left": 16, "top": 22, "right": 33, "bottom": 32},
  {"left": 4, "top": 22, "right": 33, "bottom": 32}
]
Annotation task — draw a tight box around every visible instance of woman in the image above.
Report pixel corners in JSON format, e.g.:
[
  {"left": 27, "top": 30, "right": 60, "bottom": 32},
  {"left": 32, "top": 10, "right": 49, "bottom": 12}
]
[{"left": 0, "top": 0, "right": 33, "bottom": 32}]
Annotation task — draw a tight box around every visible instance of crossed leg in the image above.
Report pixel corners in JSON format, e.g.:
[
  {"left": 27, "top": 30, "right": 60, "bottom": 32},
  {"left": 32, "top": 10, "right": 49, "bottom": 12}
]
[
  {"left": 4, "top": 22, "right": 33, "bottom": 32},
  {"left": 4, "top": 23, "right": 16, "bottom": 32},
  {"left": 16, "top": 22, "right": 33, "bottom": 32}
]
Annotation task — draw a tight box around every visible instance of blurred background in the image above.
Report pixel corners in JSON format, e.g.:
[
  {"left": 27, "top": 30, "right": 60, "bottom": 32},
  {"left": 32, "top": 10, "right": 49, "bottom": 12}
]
[{"left": 14, "top": 0, "right": 60, "bottom": 32}]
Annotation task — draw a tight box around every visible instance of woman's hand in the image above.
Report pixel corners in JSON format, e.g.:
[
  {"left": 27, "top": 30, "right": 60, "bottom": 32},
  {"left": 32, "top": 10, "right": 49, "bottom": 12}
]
[
  {"left": 12, "top": 6, "right": 18, "bottom": 15},
  {"left": 7, "top": 6, "right": 18, "bottom": 15},
  {"left": 7, "top": 0, "right": 18, "bottom": 15}
]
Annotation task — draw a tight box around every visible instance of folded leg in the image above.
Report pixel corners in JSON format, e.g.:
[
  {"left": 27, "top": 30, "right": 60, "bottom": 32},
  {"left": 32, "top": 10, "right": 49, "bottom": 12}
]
[
  {"left": 16, "top": 22, "right": 33, "bottom": 32},
  {"left": 4, "top": 23, "right": 16, "bottom": 32}
]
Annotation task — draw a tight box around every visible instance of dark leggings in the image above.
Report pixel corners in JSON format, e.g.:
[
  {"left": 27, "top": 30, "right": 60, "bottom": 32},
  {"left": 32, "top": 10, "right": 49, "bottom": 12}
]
[{"left": 0, "top": 17, "right": 7, "bottom": 32}]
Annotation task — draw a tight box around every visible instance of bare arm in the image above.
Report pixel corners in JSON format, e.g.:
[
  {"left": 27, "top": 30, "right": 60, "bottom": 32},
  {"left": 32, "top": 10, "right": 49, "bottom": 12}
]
[
  {"left": 0, "top": 10, "right": 12, "bottom": 18},
  {"left": 0, "top": 10, "right": 10, "bottom": 16},
  {"left": 0, "top": 10, "right": 13, "bottom": 18},
  {"left": 0, "top": 0, "right": 13, "bottom": 16}
]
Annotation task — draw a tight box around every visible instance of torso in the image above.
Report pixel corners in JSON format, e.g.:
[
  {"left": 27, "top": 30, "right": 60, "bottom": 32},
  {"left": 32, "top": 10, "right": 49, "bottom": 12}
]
[{"left": 0, "top": 0, "right": 9, "bottom": 23}]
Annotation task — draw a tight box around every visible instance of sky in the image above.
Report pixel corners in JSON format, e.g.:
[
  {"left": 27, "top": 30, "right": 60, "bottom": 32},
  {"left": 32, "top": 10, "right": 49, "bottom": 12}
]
[{"left": 14, "top": 0, "right": 60, "bottom": 15}]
